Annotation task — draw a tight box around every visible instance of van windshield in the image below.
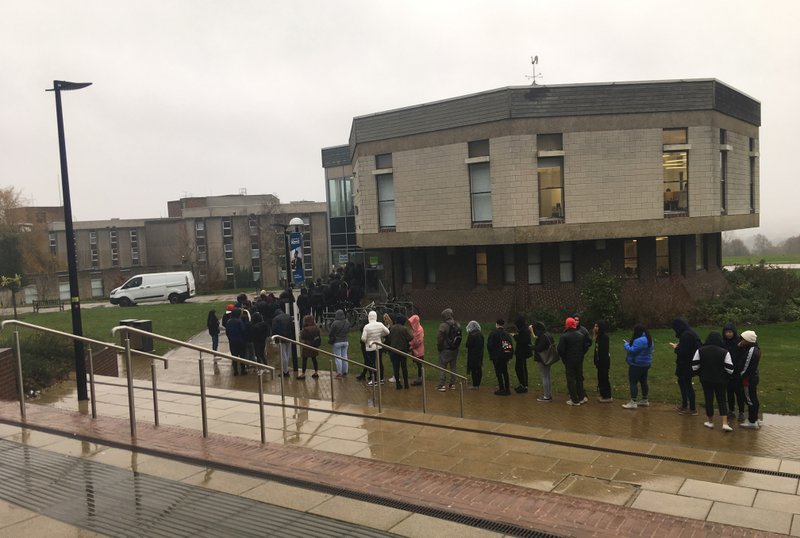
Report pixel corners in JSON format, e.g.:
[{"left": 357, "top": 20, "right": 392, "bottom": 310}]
[{"left": 122, "top": 277, "right": 142, "bottom": 289}]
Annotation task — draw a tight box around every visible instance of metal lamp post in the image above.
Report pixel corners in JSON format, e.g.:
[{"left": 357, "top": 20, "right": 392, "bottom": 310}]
[{"left": 47, "top": 80, "right": 92, "bottom": 402}]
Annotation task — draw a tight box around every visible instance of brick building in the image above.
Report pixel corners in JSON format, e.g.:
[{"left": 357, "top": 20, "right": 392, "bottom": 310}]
[
  {"left": 14, "top": 194, "right": 328, "bottom": 303},
  {"left": 322, "top": 79, "right": 760, "bottom": 321}
]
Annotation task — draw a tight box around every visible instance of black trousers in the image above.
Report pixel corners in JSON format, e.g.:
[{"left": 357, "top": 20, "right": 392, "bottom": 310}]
[
  {"left": 744, "top": 376, "right": 760, "bottom": 423},
  {"left": 493, "top": 358, "right": 509, "bottom": 392},
  {"left": 564, "top": 360, "right": 586, "bottom": 403},
  {"left": 301, "top": 356, "right": 318, "bottom": 373},
  {"left": 391, "top": 353, "right": 409, "bottom": 388},
  {"left": 514, "top": 357, "right": 529, "bottom": 388},
  {"left": 596, "top": 363, "right": 611, "bottom": 399},
  {"left": 727, "top": 376, "right": 745, "bottom": 414},
  {"left": 701, "top": 381, "right": 728, "bottom": 418}
]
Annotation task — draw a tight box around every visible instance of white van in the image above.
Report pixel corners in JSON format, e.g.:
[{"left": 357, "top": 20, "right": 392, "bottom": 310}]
[{"left": 109, "top": 271, "right": 196, "bottom": 307}]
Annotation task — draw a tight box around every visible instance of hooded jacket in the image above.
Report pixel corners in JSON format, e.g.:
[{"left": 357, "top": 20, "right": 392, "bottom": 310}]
[
  {"left": 328, "top": 309, "right": 350, "bottom": 344},
  {"left": 513, "top": 316, "right": 533, "bottom": 360},
  {"left": 487, "top": 324, "right": 511, "bottom": 361},
  {"left": 624, "top": 332, "right": 653, "bottom": 367},
  {"left": 361, "top": 311, "right": 389, "bottom": 351},
  {"left": 299, "top": 315, "right": 320, "bottom": 358},
  {"left": 271, "top": 311, "right": 293, "bottom": 339},
  {"left": 691, "top": 332, "right": 734, "bottom": 385},
  {"left": 437, "top": 308, "right": 459, "bottom": 357},
  {"left": 722, "top": 322, "right": 744, "bottom": 379},
  {"left": 672, "top": 318, "right": 701, "bottom": 376},
  {"left": 408, "top": 314, "right": 425, "bottom": 358},
  {"left": 531, "top": 321, "right": 554, "bottom": 363},
  {"left": 558, "top": 318, "right": 591, "bottom": 365},
  {"left": 388, "top": 315, "right": 412, "bottom": 352},
  {"left": 465, "top": 320, "right": 484, "bottom": 368},
  {"left": 593, "top": 320, "right": 610, "bottom": 369}
]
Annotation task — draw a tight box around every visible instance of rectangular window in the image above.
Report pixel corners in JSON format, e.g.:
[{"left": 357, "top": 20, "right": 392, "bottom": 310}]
[
  {"left": 720, "top": 150, "right": 727, "bottom": 213},
  {"left": 537, "top": 133, "right": 563, "bottom": 151},
  {"left": 559, "top": 243, "right": 573, "bottom": 282},
  {"left": 403, "top": 249, "right": 413, "bottom": 285},
  {"left": 663, "top": 128, "right": 688, "bottom": 145},
  {"left": 749, "top": 138, "right": 757, "bottom": 213},
  {"left": 328, "top": 176, "right": 354, "bottom": 218},
  {"left": 91, "top": 250, "right": 99, "bottom": 263},
  {"left": 224, "top": 243, "right": 233, "bottom": 260},
  {"left": 49, "top": 232, "right": 56, "bottom": 254},
  {"left": 469, "top": 162, "right": 492, "bottom": 223},
  {"left": 222, "top": 218, "right": 232, "bottom": 237},
  {"left": 624, "top": 239, "right": 639, "bottom": 279},
  {"left": 696, "top": 235, "right": 706, "bottom": 271},
  {"left": 375, "top": 153, "right": 392, "bottom": 170},
  {"left": 663, "top": 151, "right": 688, "bottom": 213},
  {"left": 130, "top": 229, "right": 139, "bottom": 265},
  {"left": 377, "top": 174, "right": 395, "bottom": 229},
  {"left": 111, "top": 248, "right": 119, "bottom": 266},
  {"left": 538, "top": 157, "right": 564, "bottom": 222},
  {"left": 197, "top": 243, "right": 207, "bottom": 262},
  {"left": 90, "top": 278, "right": 103, "bottom": 298},
  {"left": 89, "top": 231, "right": 97, "bottom": 245},
  {"left": 476, "top": 247, "right": 488, "bottom": 285},
  {"left": 195, "top": 220, "right": 205, "bottom": 239},
  {"left": 503, "top": 246, "right": 515, "bottom": 284},
  {"left": 656, "top": 236, "right": 670, "bottom": 277},
  {"left": 527, "top": 244, "right": 542, "bottom": 284},
  {"left": 468, "top": 139, "right": 490, "bottom": 158},
  {"left": 109, "top": 230, "right": 118, "bottom": 247},
  {"left": 129, "top": 230, "right": 138, "bottom": 245},
  {"left": 425, "top": 249, "right": 436, "bottom": 285},
  {"left": 248, "top": 215, "right": 258, "bottom": 236}
]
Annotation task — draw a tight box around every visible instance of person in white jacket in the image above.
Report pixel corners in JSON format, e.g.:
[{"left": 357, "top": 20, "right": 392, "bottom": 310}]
[{"left": 361, "top": 310, "right": 389, "bottom": 385}]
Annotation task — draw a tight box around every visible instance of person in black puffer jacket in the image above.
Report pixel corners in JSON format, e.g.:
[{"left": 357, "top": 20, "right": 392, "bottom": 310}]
[
  {"left": 692, "top": 332, "right": 734, "bottom": 431},
  {"left": 557, "top": 317, "right": 591, "bottom": 406},
  {"left": 671, "top": 318, "right": 701, "bottom": 415},
  {"left": 722, "top": 322, "right": 745, "bottom": 422},
  {"left": 513, "top": 315, "right": 532, "bottom": 393},
  {"left": 593, "top": 320, "right": 612, "bottom": 402}
]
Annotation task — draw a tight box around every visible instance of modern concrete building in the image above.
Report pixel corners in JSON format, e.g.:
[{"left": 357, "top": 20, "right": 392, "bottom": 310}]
[
  {"left": 15, "top": 194, "right": 328, "bottom": 303},
  {"left": 323, "top": 79, "right": 760, "bottom": 320}
]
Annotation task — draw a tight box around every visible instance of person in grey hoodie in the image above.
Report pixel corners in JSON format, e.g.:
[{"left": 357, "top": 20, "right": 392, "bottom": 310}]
[
  {"left": 328, "top": 309, "right": 350, "bottom": 377},
  {"left": 436, "top": 308, "right": 461, "bottom": 391}
]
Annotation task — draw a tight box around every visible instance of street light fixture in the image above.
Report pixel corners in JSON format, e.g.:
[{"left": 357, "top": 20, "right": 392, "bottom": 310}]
[{"left": 46, "top": 80, "right": 92, "bottom": 402}]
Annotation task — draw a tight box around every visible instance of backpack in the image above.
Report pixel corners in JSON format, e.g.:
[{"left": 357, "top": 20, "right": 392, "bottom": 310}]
[
  {"left": 446, "top": 322, "right": 462, "bottom": 350},
  {"left": 500, "top": 333, "right": 514, "bottom": 359}
]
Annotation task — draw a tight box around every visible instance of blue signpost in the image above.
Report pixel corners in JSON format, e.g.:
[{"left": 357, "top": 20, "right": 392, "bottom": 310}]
[{"left": 289, "top": 232, "right": 304, "bottom": 286}]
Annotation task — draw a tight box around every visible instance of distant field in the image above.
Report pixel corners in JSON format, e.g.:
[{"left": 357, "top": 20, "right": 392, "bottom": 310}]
[{"left": 723, "top": 254, "right": 800, "bottom": 266}]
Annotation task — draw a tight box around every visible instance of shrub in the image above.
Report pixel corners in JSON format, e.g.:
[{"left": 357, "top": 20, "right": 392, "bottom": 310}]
[
  {"left": 19, "top": 333, "right": 73, "bottom": 394},
  {"left": 580, "top": 262, "right": 623, "bottom": 329}
]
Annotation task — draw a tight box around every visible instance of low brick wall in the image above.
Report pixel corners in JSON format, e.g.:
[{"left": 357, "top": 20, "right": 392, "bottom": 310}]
[{"left": 0, "top": 348, "right": 18, "bottom": 401}]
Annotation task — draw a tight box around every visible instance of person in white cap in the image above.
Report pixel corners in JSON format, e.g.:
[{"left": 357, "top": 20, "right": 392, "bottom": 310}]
[{"left": 738, "top": 330, "right": 761, "bottom": 429}]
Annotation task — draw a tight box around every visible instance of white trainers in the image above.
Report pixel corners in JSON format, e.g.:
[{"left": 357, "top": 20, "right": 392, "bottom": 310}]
[
  {"left": 722, "top": 424, "right": 733, "bottom": 432},
  {"left": 740, "top": 421, "right": 760, "bottom": 430},
  {"left": 704, "top": 421, "right": 714, "bottom": 429},
  {"left": 566, "top": 399, "right": 581, "bottom": 406},
  {"left": 636, "top": 399, "right": 650, "bottom": 407},
  {"left": 622, "top": 400, "right": 637, "bottom": 409},
  {"left": 580, "top": 396, "right": 589, "bottom": 404},
  {"left": 388, "top": 376, "right": 396, "bottom": 383}
]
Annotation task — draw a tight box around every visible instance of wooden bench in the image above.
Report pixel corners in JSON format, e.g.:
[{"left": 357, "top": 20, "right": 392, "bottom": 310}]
[{"left": 32, "top": 299, "right": 65, "bottom": 313}]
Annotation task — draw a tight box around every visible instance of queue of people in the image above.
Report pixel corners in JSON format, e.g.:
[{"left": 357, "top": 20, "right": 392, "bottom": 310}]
[{"left": 207, "top": 295, "right": 762, "bottom": 431}]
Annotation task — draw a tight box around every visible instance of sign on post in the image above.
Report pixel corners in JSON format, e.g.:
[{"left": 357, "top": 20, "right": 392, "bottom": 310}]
[{"left": 289, "top": 232, "right": 304, "bottom": 285}]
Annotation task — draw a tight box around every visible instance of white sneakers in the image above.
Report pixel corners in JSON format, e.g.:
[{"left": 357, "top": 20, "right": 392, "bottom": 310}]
[
  {"left": 704, "top": 421, "right": 714, "bottom": 429},
  {"left": 622, "top": 400, "right": 637, "bottom": 409},
  {"left": 636, "top": 399, "right": 649, "bottom": 407},
  {"left": 722, "top": 424, "right": 733, "bottom": 432},
  {"left": 740, "top": 421, "right": 760, "bottom": 430}
]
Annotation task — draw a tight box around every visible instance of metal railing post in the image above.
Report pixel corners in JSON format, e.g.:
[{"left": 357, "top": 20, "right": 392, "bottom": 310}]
[
  {"left": 199, "top": 356, "right": 208, "bottom": 438},
  {"left": 13, "top": 330, "right": 25, "bottom": 417},
  {"left": 279, "top": 365, "right": 285, "bottom": 404},
  {"left": 151, "top": 360, "right": 160, "bottom": 426},
  {"left": 124, "top": 335, "right": 137, "bottom": 438},
  {"left": 87, "top": 345, "right": 97, "bottom": 418},
  {"left": 258, "top": 368, "right": 265, "bottom": 444},
  {"left": 376, "top": 350, "right": 382, "bottom": 413},
  {"left": 459, "top": 380, "right": 464, "bottom": 418},
  {"left": 421, "top": 364, "right": 427, "bottom": 414},
  {"left": 329, "top": 357, "right": 335, "bottom": 404}
]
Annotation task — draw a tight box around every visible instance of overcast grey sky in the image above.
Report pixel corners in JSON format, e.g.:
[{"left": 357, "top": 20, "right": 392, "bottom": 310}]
[{"left": 1, "top": 1, "right": 797, "bottom": 239}]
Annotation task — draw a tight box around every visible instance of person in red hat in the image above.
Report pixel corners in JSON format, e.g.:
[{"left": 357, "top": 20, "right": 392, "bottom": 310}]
[{"left": 557, "top": 317, "right": 591, "bottom": 406}]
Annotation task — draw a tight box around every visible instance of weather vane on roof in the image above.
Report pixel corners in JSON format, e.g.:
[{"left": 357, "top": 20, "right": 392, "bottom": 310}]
[{"left": 526, "top": 56, "right": 542, "bottom": 86}]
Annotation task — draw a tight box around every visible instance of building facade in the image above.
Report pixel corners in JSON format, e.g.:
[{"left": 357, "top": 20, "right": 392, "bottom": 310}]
[
  {"left": 324, "top": 79, "right": 760, "bottom": 321},
  {"left": 16, "top": 194, "right": 328, "bottom": 303}
]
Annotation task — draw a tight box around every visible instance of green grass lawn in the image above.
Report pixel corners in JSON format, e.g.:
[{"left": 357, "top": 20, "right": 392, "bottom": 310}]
[
  {"left": 723, "top": 254, "right": 800, "bottom": 266},
  {"left": 4, "top": 307, "right": 798, "bottom": 415}
]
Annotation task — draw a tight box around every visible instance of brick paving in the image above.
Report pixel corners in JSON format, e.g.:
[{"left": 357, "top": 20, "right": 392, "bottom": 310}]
[{"left": 0, "top": 401, "right": 786, "bottom": 538}]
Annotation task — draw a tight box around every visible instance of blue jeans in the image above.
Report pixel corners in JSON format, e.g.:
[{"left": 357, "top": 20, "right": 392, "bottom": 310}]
[
  {"left": 333, "top": 341, "right": 349, "bottom": 374},
  {"left": 628, "top": 365, "right": 649, "bottom": 400}
]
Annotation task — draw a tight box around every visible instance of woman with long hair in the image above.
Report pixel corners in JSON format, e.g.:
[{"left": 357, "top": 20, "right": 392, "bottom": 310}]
[{"left": 621, "top": 324, "right": 654, "bottom": 409}]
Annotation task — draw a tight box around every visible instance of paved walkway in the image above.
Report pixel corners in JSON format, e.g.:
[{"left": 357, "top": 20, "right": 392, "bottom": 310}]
[{"left": 3, "top": 330, "right": 800, "bottom": 536}]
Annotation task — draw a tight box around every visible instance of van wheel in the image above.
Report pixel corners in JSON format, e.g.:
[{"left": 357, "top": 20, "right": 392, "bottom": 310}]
[
  {"left": 168, "top": 293, "right": 179, "bottom": 304},
  {"left": 119, "top": 297, "right": 132, "bottom": 307}
]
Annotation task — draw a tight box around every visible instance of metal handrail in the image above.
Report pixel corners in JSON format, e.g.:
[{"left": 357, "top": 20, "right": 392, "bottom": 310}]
[
  {"left": 377, "top": 342, "right": 466, "bottom": 417},
  {"left": 270, "top": 335, "right": 381, "bottom": 412},
  {"left": 112, "top": 325, "right": 274, "bottom": 442},
  {"left": 1, "top": 319, "right": 169, "bottom": 420}
]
